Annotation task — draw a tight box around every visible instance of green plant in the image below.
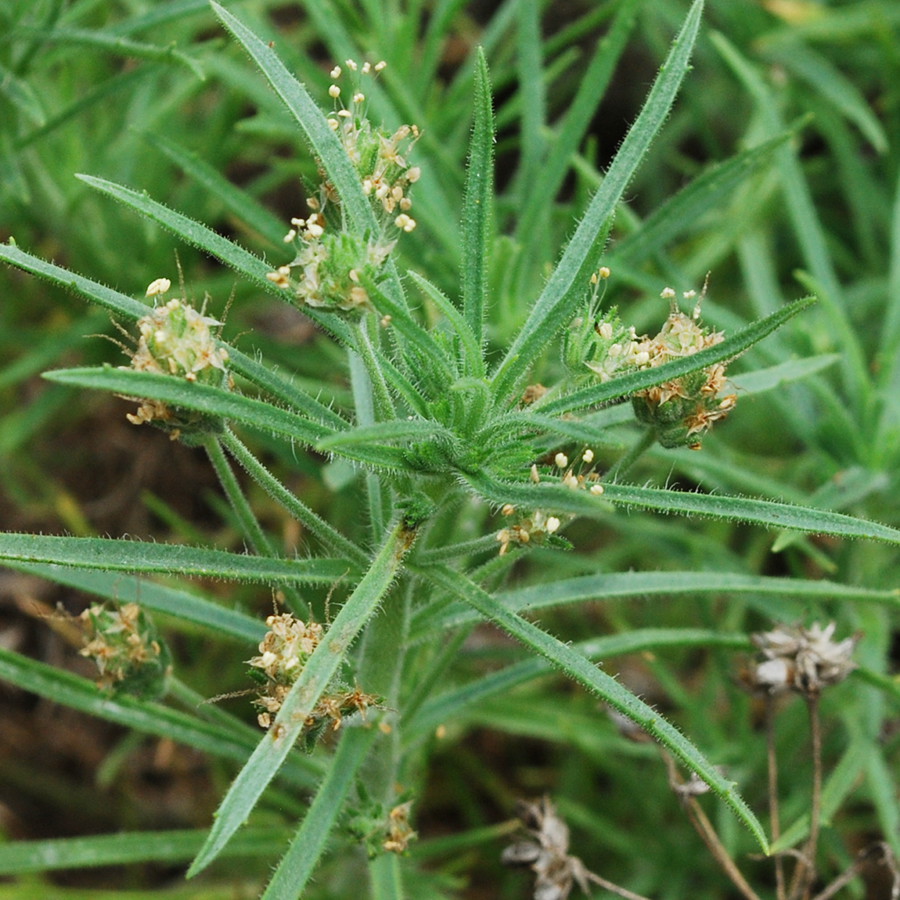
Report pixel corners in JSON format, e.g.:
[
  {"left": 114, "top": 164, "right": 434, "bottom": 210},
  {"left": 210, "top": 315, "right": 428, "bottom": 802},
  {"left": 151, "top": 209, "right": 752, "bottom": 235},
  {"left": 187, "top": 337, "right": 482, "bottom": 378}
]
[{"left": 0, "top": 1, "right": 897, "bottom": 897}]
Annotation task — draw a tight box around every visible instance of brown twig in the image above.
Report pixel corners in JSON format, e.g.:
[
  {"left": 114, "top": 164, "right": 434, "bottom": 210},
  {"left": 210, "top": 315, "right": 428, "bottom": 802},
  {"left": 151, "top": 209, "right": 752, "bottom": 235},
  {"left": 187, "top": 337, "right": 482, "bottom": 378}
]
[
  {"left": 662, "top": 752, "right": 763, "bottom": 900},
  {"left": 811, "top": 841, "right": 900, "bottom": 900},
  {"left": 788, "top": 693, "right": 822, "bottom": 900},
  {"left": 582, "top": 868, "right": 655, "bottom": 900},
  {"left": 765, "top": 694, "right": 787, "bottom": 900}
]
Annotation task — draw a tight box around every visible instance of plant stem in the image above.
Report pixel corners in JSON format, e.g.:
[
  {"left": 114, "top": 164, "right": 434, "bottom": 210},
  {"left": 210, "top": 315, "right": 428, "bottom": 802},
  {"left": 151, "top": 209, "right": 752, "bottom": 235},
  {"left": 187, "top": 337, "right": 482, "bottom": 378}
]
[
  {"left": 766, "top": 695, "right": 787, "bottom": 900},
  {"left": 606, "top": 428, "right": 655, "bottom": 480},
  {"left": 789, "top": 693, "right": 823, "bottom": 900},
  {"left": 349, "top": 348, "right": 391, "bottom": 540},
  {"left": 220, "top": 427, "right": 367, "bottom": 568},
  {"left": 369, "top": 851, "right": 405, "bottom": 899},
  {"left": 205, "top": 435, "right": 308, "bottom": 616},
  {"left": 662, "top": 752, "right": 763, "bottom": 900},
  {"left": 583, "top": 871, "right": 655, "bottom": 900},
  {"left": 685, "top": 799, "right": 763, "bottom": 900}
]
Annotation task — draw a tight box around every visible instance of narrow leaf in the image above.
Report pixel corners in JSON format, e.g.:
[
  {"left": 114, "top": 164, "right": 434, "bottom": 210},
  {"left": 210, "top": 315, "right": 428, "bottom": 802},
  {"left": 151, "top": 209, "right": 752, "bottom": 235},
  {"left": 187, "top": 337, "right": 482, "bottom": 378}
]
[
  {"left": 611, "top": 130, "right": 793, "bottom": 266},
  {"left": 144, "top": 130, "right": 287, "bottom": 245},
  {"left": 0, "top": 827, "right": 290, "bottom": 875},
  {"left": 188, "top": 522, "right": 412, "bottom": 875},
  {"left": 468, "top": 473, "right": 900, "bottom": 544},
  {"left": 411, "top": 570, "right": 900, "bottom": 638},
  {"left": 426, "top": 565, "right": 769, "bottom": 851},
  {"left": 75, "top": 174, "right": 279, "bottom": 291},
  {"left": 261, "top": 727, "right": 378, "bottom": 898},
  {"left": 44, "top": 366, "right": 406, "bottom": 469},
  {"left": 408, "top": 628, "right": 749, "bottom": 736},
  {"left": 0, "top": 648, "right": 317, "bottom": 785},
  {"left": 515, "top": 0, "right": 640, "bottom": 244},
  {"left": 209, "top": 1, "right": 376, "bottom": 237},
  {"left": 0, "top": 533, "right": 347, "bottom": 583},
  {"left": 460, "top": 48, "right": 495, "bottom": 371},
  {"left": 27, "top": 26, "right": 204, "bottom": 79},
  {"left": 3, "top": 561, "right": 264, "bottom": 643}
]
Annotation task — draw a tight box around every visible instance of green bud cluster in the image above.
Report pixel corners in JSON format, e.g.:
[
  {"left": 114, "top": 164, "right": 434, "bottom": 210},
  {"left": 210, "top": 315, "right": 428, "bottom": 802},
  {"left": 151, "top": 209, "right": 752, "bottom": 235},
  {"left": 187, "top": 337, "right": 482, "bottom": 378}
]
[
  {"left": 269, "top": 229, "right": 394, "bottom": 313},
  {"left": 126, "top": 282, "right": 230, "bottom": 441},
  {"left": 80, "top": 602, "right": 171, "bottom": 699},
  {"left": 267, "top": 60, "right": 419, "bottom": 315}
]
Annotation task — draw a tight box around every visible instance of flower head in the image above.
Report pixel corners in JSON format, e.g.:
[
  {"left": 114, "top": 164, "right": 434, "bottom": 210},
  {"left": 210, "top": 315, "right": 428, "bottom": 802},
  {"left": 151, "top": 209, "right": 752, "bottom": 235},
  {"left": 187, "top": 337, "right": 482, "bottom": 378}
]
[
  {"left": 124, "top": 280, "right": 230, "bottom": 439},
  {"left": 502, "top": 797, "right": 597, "bottom": 900},
  {"left": 268, "top": 61, "right": 420, "bottom": 316},
  {"left": 80, "top": 602, "right": 171, "bottom": 699},
  {"left": 248, "top": 613, "right": 378, "bottom": 735},
  {"left": 630, "top": 287, "right": 737, "bottom": 449},
  {"left": 748, "top": 622, "right": 860, "bottom": 696}
]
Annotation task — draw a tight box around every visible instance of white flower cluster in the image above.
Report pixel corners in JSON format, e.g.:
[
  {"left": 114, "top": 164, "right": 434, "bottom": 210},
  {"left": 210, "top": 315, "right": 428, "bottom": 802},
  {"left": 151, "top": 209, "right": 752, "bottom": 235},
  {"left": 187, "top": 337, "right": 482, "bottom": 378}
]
[{"left": 750, "top": 622, "right": 859, "bottom": 695}]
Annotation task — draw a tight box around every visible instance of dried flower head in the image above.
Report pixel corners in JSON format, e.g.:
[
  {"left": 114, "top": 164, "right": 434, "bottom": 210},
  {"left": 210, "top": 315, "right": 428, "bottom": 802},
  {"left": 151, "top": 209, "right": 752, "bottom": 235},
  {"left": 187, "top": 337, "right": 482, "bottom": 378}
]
[
  {"left": 748, "top": 622, "right": 860, "bottom": 696},
  {"left": 79, "top": 602, "right": 171, "bottom": 699},
  {"left": 630, "top": 288, "right": 737, "bottom": 449},
  {"left": 502, "top": 797, "right": 597, "bottom": 900},
  {"left": 383, "top": 801, "right": 417, "bottom": 854},
  {"left": 248, "top": 613, "right": 378, "bottom": 734}
]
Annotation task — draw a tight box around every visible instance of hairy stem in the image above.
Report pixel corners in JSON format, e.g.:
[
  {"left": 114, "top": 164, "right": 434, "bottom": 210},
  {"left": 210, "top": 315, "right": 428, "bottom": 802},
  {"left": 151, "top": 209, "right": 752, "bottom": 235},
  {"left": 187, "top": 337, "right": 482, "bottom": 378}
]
[{"left": 205, "top": 435, "right": 308, "bottom": 616}]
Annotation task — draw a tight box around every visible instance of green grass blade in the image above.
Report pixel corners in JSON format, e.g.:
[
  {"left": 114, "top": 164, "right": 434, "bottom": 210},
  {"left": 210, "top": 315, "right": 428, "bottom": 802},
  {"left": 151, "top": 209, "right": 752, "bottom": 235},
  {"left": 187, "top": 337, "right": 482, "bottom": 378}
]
[
  {"left": 25, "top": 26, "right": 204, "bottom": 80},
  {"left": 611, "top": 130, "right": 792, "bottom": 266},
  {"left": 0, "top": 60, "right": 47, "bottom": 126},
  {"left": 2, "top": 561, "right": 264, "bottom": 642},
  {"left": 538, "top": 296, "right": 814, "bottom": 416},
  {"left": 514, "top": 0, "right": 546, "bottom": 198},
  {"left": 710, "top": 32, "right": 871, "bottom": 416},
  {"left": 769, "top": 737, "right": 870, "bottom": 853},
  {"left": 514, "top": 0, "right": 640, "bottom": 245},
  {"left": 261, "top": 726, "right": 379, "bottom": 898},
  {"left": 187, "top": 521, "right": 412, "bottom": 876},
  {"left": 460, "top": 48, "right": 494, "bottom": 372},
  {"left": 491, "top": 0, "right": 705, "bottom": 402},
  {"left": 0, "top": 533, "right": 347, "bottom": 583},
  {"left": 0, "top": 648, "right": 316, "bottom": 784},
  {"left": 209, "top": 1, "right": 376, "bottom": 238},
  {"left": 426, "top": 565, "right": 769, "bottom": 852},
  {"left": 0, "top": 826, "right": 290, "bottom": 875},
  {"left": 143, "top": 130, "right": 287, "bottom": 245},
  {"left": 763, "top": 42, "right": 887, "bottom": 153}
]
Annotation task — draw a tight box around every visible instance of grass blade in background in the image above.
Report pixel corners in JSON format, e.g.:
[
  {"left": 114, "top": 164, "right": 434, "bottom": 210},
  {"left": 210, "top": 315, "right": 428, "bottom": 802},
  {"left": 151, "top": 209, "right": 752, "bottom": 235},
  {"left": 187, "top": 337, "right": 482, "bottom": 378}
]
[{"left": 491, "top": 0, "right": 705, "bottom": 402}]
